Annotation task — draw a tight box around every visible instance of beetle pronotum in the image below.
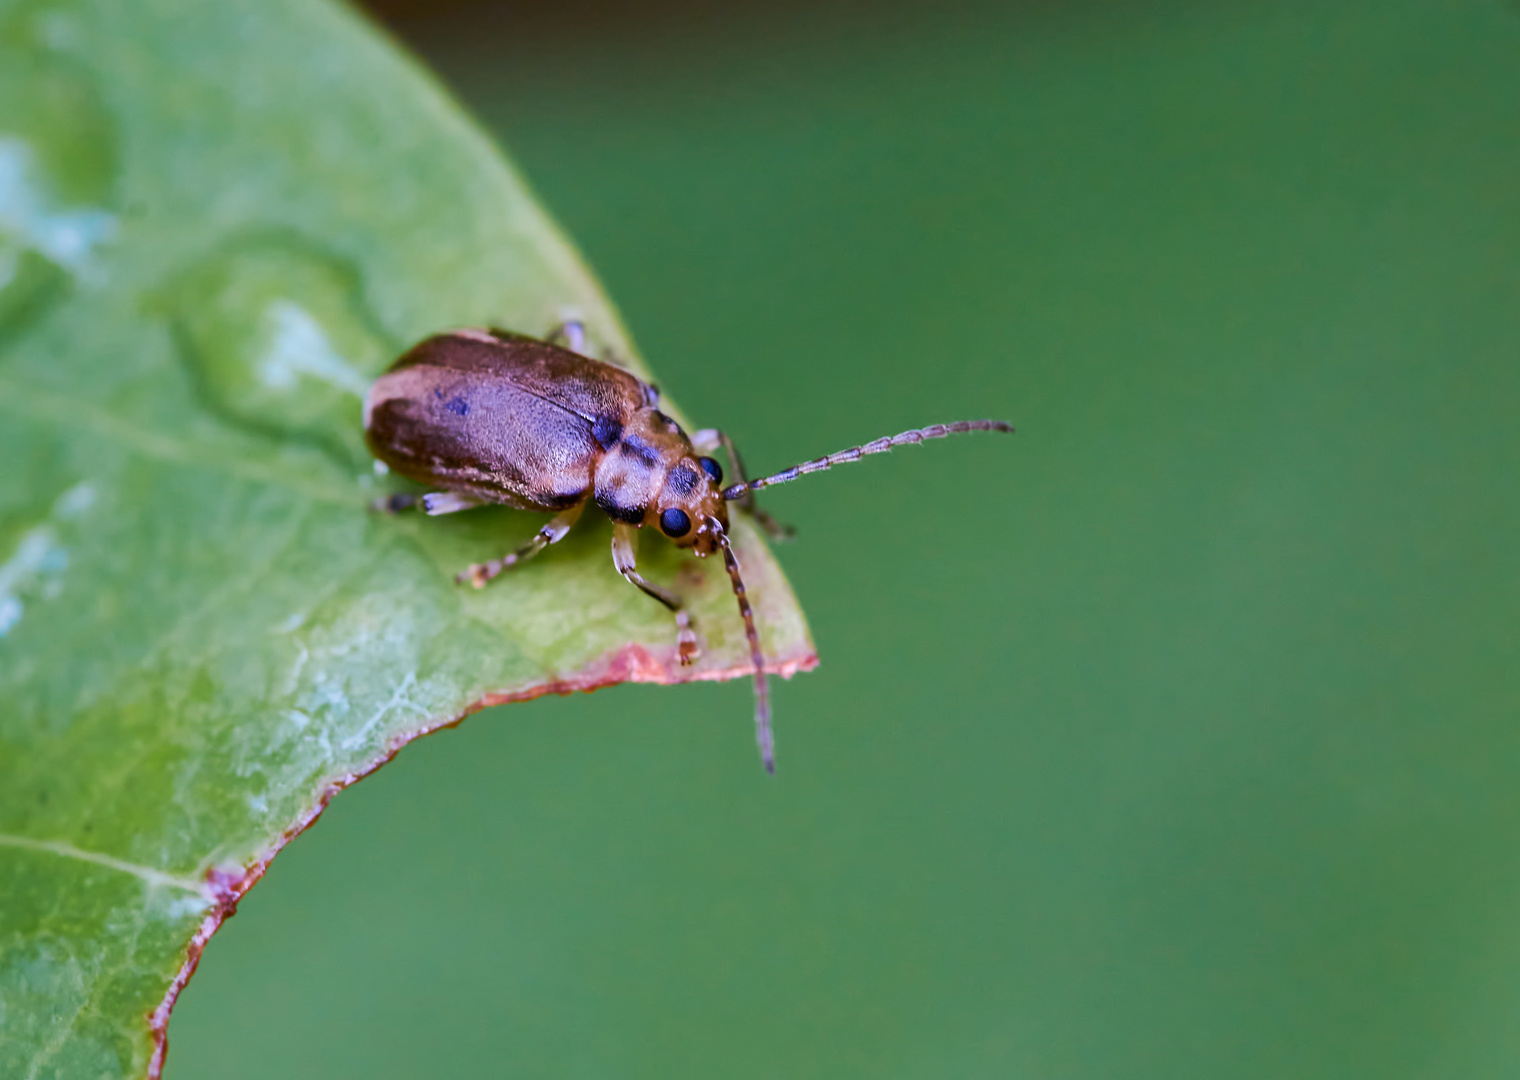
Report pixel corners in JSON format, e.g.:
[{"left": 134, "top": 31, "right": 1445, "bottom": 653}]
[{"left": 364, "top": 323, "right": 1011, "bottom": 772}]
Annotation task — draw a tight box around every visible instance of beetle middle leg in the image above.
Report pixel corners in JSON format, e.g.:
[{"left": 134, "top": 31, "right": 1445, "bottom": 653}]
[
  {"left": 611, "top": 523, "right": 699, "bottom": 665},
  {"left": 458, "top": 504, "right": 583, "bottom": 589},
  {"left": 691, "top": 428, "right": 795, "bottom": 540}
]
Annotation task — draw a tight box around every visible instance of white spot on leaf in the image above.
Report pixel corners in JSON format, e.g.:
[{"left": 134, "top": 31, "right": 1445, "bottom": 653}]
[
  {"left": 37, "top": 11, "right": 84, "bottom": 51},
  {"left": 0, "top": 596, "right": 21, "bottom": 637},
  {"left": 0, "top": 529, "right": 56, "bottom": 639},
  {"left": 259, "top": 299, "right": 370, "bottom": 397},
  {"left": 52, "top": 482, "right": 96, "bottom": 520},
  {"left": 0, "top": 137, "right": 115, "bottom": 279},
  {"left": 0, "top": 482, "right": 100, "bottom": 639}
]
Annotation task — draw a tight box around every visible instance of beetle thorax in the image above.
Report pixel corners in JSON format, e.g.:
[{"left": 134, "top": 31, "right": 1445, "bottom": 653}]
[{"left": 591, "top": 407, "right": 727, "bottom": 551}]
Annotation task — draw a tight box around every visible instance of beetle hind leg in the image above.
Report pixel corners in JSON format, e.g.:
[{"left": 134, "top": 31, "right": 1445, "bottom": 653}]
[
  {"left": 423, "top": 492, "right": 487, "bottom": 515},
  {"left": 370, "top": 492, "right": 419, "bottom": 514},
  {"left": 459, "top": 504, "right": 584, "bottom": 589},
  {"left": 611, "top": 523, "right": 699, "bottom": 665},
  {"left": 370, "top": 491, "right": 486, "bottom": 516}
]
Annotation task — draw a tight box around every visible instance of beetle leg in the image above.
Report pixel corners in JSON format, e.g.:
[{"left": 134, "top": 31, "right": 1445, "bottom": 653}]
[
  {"left": 691, "top": 429, "right": 796, "bottom": 541},
  {"left": 370, "top": 492, "right": 419, "bottom": 514},
  {"left": 459, "top": 504, "right": 584, "bottom": 589},
  {"left": 611, "top": 523, "right": 699, "bottom": 665},
  {"left": 422, "top": 492, "right": 487, "bottom": 515},
  {"left": 370, "top": 491, "right": 486, "bottom": 515},
  {"left": 744, "top": 506, "right": 795, "bottom": 541},
  {"left": 543, "top": 319, "right": 588, "bottom": 355}
]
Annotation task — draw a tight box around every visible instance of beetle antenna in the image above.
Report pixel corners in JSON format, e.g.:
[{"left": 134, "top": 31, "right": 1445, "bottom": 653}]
[
  {"left": 710, "top": 519, "right": 773, "bottom": 773},
  {"left": 720, "top": 419, "right": 1013, "bottom": 500}
]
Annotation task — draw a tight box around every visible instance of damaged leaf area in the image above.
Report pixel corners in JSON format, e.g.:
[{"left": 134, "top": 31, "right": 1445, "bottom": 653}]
[{"left": 0, "top": 0, "right": 815, "bottom": 1076}]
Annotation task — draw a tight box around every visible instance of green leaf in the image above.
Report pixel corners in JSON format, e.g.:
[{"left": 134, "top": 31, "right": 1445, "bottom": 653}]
[{"left": 0, "top": 1, "right": 815, "bottom": 1076}]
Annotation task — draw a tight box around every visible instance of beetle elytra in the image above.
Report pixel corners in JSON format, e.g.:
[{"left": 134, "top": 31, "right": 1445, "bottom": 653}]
[{"left": 364, "top": 322, "right": 1012, "bottom": 772}]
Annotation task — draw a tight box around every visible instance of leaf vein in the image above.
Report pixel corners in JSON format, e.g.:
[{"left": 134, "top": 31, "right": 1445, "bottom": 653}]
[{"left": 0, "top": 834, "right": 213, "bottom": 898}]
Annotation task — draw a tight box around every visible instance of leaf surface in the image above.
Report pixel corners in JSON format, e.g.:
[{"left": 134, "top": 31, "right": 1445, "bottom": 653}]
[{"left": 0, "top": 1, "right": 814, "bottom": 1075}]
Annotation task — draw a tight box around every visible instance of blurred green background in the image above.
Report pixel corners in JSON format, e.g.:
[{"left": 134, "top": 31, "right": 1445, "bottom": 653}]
[{"left": 170, "top": 0, "right": 1520, "bottom": 1076}]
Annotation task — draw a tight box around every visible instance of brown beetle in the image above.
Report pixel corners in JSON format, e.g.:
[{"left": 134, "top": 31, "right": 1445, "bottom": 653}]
[{"left": 364, "top": 322, "right": 1012, "bottom": 772}]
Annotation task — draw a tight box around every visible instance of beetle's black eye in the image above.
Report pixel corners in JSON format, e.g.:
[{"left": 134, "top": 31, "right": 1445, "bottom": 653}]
[
  {"left": 659, "top": 507, "right": 692, "bottom": 537},
  {"left": 698, "top": 456, "right": 723, "bottom": 485}
]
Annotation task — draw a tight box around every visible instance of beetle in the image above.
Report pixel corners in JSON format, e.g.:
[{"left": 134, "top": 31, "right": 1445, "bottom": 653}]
[{"left": 363, "top": 322, "right": 1012, "bottom": 772}]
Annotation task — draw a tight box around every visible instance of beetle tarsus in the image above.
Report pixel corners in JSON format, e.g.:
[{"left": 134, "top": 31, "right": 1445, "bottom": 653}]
[
  {"left": 370, "top": 492, "right": 418, "bottom": 515},
  {"left": 676, "top": 610, "right": 700, "bottom": 665},
  {"left": 459, "top": 561, "right": 497, "bottom": 589}
]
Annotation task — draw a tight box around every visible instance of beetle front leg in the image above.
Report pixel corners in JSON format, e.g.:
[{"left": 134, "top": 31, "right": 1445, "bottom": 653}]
[
  {"left": 459, "top": 504, "right": 583, "bottom": 589},
  {"left": 611, "top": 523, "right": 699, "bottom": 665},
  {"left": 690, "top": 428, "right": 796, "bottom": 541}
]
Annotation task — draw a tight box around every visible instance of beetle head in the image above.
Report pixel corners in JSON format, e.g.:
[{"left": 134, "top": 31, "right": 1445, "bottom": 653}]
[{"left": 652, "top": 455, "right": 729, "bottom": 555}]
